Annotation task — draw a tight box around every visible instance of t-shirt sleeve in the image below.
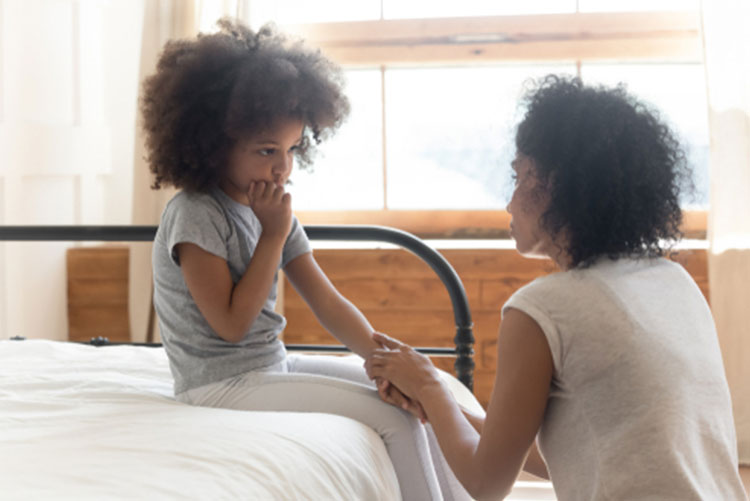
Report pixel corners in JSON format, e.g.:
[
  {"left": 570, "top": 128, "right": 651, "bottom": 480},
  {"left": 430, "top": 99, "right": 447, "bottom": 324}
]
[
  {"left": 281, "top": 215, "right": 312, "bottom": 267},
  {"left": 502, "top": 281, "right": 564, "bottom": 375},
  {"left": 161, "top": 194, "right": 230, "bottom": 266}
]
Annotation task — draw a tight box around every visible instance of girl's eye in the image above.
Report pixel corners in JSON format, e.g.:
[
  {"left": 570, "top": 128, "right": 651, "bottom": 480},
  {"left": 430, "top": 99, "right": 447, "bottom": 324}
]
[
  {"left": 259, "top": 148, "right": 276, "bottom": 156},
  {"left": 289, "top": 144, "right": 301, "bottom": 153}
]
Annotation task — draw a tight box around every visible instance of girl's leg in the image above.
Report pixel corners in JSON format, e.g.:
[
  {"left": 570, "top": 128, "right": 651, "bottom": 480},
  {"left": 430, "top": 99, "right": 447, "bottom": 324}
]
[
  {"left": 424, "top": 423, "right": 472, "bottom": 501},
  {"left": 184, "top": 364, "right": 442, "bottom": 501},
  {"left": 286, "top": 354, "right": 374, "bottom": 386},
  {"left": 288, "top": 354, "right": 472, "bottom": 501}
]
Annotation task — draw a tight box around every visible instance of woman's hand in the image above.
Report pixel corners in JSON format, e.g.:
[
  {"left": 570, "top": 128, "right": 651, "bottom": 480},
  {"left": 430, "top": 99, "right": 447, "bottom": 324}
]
[
  {"left": 375, "top": 377, "right": 428, "bottom": 423},
  {"left": 364, "top": 332, "right": 442, "bottom": 405},
  {"left": 247, "top": 181, "right": 292, "bottom": 240}
]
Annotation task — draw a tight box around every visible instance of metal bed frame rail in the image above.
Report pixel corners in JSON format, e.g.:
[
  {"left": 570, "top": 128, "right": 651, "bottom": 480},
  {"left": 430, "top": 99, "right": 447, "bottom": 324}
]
[{"left": 0, "top": 225, "right": 475, "bottom": 391}]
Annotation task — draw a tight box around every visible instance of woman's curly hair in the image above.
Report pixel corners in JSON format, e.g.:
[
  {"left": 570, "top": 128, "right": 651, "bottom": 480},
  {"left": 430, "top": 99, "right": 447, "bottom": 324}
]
[
  {"left": 140, "top": 18, "right": 350, "bottom": 192},
  {"left": 515, "top": 75, "right": 693, "bottom": 268}
]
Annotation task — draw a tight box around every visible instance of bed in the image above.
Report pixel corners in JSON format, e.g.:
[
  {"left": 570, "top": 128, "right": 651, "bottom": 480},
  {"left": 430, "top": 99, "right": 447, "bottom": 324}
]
[{"left": 0, "top": 224, "right": 478, "bottom": 500}]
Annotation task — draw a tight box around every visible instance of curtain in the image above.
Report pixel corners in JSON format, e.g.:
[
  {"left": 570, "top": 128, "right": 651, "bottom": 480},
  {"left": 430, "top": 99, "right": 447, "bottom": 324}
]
[
  {"left": 701, "top": 0, "right": 750, "bottom": 464},
  {"left": 128, "top": 0, "right": 253, "bottom": 342},
  {"left": 0, "top": 0, "right": 143, "bottom": 341},
  {"left": 128, "top": 0, "right": 196, "bottom": 343}
]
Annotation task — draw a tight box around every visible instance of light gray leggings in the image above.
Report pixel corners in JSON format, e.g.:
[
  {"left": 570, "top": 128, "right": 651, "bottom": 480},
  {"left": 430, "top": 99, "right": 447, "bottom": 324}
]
[{"left": 177, "top": 354, "right": 469, "bottom": 501}]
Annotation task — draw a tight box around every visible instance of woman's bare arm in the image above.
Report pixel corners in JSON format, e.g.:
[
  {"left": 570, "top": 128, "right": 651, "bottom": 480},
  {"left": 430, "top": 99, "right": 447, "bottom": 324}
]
[
  {"left": 366, "top": 308, "right": 553, "bottom": 500},
  {"left": 459, "top": 407, "right": 550, "bottom": 480}
]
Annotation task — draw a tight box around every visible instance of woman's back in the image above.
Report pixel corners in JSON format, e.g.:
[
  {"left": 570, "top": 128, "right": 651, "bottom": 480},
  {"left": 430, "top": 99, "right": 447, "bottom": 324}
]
[{"left": 504, "top": 257, "right": 746, "bottom": 500}]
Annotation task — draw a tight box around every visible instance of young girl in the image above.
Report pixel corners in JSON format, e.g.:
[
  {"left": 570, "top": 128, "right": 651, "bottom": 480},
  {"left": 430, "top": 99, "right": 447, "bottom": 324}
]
[
  {"left": 366, "top": 75, "right": 748, "bottom": 500},
  {"left": 142, "top": 18, "right": 467, "bottom": 500}
]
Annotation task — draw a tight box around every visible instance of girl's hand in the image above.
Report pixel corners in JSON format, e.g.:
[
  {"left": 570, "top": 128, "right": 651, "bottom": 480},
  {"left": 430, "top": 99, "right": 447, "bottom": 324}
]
[
  {"left": 375, "top": 377, "right": 428, "bottom": 423},
  {"left": 364, "top": 332, "right": 442, "bottom": 404},
  {"left": 248, "top": 181, "right": 292, "bottom": 240}
]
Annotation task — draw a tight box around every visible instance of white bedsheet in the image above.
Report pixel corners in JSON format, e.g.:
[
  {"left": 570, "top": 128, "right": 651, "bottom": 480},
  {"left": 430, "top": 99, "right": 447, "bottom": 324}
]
[{"left": 0, "top": 340, "right": 405, "bottom": 500}]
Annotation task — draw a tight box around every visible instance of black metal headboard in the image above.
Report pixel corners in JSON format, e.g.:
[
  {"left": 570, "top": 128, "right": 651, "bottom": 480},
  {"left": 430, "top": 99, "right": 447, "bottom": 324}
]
[{"left": 0, "top": 225, "right": 475, "bottom": 391}]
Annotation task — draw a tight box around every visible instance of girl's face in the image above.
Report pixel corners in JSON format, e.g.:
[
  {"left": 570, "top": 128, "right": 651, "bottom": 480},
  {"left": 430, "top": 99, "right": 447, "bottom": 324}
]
[
  {"left": 220, "top": 118, "right": 304, "bottom": 204},
  {"left": 506, "top": 154, "right": 560, "bottom": 263}
]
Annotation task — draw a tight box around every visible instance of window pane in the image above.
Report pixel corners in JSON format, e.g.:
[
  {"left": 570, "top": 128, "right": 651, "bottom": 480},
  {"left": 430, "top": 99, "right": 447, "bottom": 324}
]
[
  {"left": 289, "top": 69, "right": 384, "bottom": 210},
  {"left": 384, "top": 64, "right": 576, "bottom": 209},
  {"left": 578, "top": 0, "right": 699, "bottom": 12},
  {"left": 248, "top": 0, "right": 380, "bottom": 26},
  {"left": 580, "top": 63, "right": 709, "bottom": 207},
  {"left": 383, "top": 0, "right": 575, "bottom": 19}
]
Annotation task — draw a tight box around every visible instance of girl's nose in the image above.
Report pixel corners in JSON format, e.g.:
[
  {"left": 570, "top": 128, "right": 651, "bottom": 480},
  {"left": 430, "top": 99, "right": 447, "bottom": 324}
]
[{"left": 273, "top": 155, "right": 293, "bottom": 180}]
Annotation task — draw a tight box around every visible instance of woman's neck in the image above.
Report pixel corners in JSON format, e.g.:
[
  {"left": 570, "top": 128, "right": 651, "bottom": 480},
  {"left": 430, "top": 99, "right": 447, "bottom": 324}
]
[{"left": 544, "top": 233, "right": 573, "bottom": 271}]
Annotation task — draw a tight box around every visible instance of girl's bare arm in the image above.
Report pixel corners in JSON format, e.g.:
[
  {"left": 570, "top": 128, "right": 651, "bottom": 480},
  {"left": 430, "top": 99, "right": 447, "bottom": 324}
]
[
  {"left": 177, "top": 232, "right": 286, "bottom": 343},
  {"left": 177, "top": 182, "right": 292, "bottom": 344},
  {"left": 283, "top": 252, "right": 379, "bottom": 358}
]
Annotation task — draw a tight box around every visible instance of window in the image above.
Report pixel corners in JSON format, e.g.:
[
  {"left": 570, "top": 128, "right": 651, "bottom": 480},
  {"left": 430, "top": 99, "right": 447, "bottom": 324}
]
[
  {"left": 383, "top": 64, "right": 576, "bottom": 210},
  {"left": 382, "top": 0, "right": 575, "bottom": 18},
  {"left": 291, "top": 69, "right": 384, "bottom": 210},
  {"left": 240, "top": 2, "right": 707, "bottom": 237},
  {"left": 580, "top": 63, "right": 709, "bottom": 208}
]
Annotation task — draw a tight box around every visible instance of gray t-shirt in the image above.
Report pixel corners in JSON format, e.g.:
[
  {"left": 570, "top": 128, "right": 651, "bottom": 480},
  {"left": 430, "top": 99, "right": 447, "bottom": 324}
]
[
  {"left": 152, "top": 186, "right": 311, "bottom": 394},
  {"left": 503, "top": 257, "right": 747, "bottom": 500}
]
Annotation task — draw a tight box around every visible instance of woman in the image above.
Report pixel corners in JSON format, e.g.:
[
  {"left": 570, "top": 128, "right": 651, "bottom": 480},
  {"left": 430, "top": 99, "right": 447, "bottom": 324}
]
[{"left": 365, "top": 75, "right": 748, "bottom": 500}]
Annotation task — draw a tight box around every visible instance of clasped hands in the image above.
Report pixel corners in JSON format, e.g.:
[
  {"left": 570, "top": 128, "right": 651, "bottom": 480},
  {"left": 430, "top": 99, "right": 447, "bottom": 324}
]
[{"left": 365, "top": 332, "right": 441, "bottom": 424}]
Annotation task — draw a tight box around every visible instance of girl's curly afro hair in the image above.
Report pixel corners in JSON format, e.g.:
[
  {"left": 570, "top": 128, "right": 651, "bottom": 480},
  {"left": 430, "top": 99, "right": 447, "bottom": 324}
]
[
  {"left": 140, "top": 18, "right": 350, "bottom": 192},
  {"left": 515, "top": 75, "right": 693, "bottom": 268}
]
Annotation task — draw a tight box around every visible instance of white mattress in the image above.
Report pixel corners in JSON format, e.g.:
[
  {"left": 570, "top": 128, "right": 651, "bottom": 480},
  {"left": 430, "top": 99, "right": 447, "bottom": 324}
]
[{"left": 0, "top": 340, "right": 406, "bottom": 500}]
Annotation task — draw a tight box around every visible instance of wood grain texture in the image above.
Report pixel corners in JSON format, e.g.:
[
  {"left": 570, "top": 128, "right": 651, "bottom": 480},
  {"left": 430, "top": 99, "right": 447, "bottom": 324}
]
[
  {"left": 66, "top": 246, "right": 130, "bottom": 343},
  {"left": 285, "top": 247, "right": 710, "bottom": 408},
  {"left": 287, "top": 11, "right": 701, "bottom": 64},
  {"left": 298, "top": 209, "right": 706, "bottom": 240},
  {"left": 66, "top": 248, "right": 129, "bottom": 279},
  {"left": 64, "top": 245, "right": 710, "bottom": 408}
]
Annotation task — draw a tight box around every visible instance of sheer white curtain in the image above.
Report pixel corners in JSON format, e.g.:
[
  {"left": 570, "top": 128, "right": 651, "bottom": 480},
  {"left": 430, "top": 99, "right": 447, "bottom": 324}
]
[
  {"left": 701, "top": 0, "right": 750, "bottom": 464},
  {"left": 0, "top": 0, "right": 143, "bottom": 340},
  {"left": 128, "top": 0, "right": 253, "bottom": 342}
]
